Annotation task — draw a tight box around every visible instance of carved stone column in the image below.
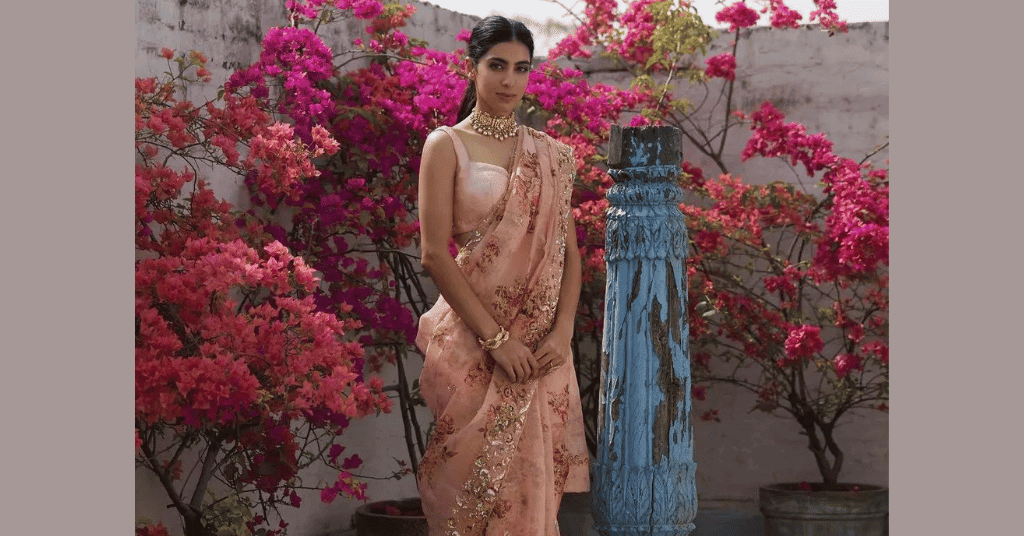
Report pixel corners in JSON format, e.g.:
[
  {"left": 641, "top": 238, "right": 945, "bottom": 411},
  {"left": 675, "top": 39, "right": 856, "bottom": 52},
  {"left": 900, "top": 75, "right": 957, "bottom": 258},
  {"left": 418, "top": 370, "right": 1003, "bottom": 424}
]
[{"left": 591, "top": 125, "right": 696, "bottom": 536}]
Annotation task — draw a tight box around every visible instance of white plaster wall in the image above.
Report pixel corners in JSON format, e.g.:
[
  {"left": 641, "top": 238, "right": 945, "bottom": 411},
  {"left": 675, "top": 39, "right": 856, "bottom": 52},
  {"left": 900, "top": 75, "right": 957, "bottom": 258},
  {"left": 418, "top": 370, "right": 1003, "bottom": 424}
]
[
  {"left": 574, "top": 21, "right": 889, "bottom": 190},
  {"left": 136, "top": 3, "right": 888, "bottom": 530}
]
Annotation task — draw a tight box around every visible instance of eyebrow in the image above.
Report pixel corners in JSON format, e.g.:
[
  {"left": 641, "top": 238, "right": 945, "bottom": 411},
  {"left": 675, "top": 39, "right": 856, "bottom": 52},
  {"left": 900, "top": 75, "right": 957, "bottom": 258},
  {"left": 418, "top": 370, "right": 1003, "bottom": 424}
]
[{"left": 487, "top": 57, "right": 532, "bottom": 68}]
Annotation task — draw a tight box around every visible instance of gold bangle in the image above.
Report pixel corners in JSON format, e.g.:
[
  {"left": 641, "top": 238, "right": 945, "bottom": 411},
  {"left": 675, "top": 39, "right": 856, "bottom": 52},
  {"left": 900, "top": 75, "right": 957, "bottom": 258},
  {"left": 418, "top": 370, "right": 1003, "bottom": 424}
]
[{"left": 478, "top": 326, "right": 509, "bottom": 350}]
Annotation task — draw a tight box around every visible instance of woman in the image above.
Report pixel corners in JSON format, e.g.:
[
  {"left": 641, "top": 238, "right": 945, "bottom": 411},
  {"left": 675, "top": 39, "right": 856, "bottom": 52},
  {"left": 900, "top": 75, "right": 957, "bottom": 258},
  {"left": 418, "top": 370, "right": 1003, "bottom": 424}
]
[{"left": 415, "top": 15, "right": 590, "bottom": 536}]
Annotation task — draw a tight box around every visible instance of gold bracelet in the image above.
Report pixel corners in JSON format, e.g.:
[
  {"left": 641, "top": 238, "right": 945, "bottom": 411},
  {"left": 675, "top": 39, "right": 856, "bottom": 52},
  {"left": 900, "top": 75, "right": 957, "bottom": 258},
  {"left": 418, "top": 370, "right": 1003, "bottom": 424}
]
[{"left": 478, "top": 326, "right": 509, "bottom": 350}]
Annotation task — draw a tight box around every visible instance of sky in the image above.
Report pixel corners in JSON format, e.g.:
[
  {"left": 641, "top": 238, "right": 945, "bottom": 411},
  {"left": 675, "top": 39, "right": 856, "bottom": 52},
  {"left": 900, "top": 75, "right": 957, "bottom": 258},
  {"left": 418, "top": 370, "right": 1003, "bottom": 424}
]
[{"left": 419, "top": 0, "right": 889, "bottom": 55}]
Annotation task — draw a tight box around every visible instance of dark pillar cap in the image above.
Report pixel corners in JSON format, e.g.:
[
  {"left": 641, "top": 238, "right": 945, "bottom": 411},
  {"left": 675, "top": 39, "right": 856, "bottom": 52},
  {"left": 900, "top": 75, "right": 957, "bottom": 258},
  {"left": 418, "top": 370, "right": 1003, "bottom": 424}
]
[{"left": 608, "top": 125, "right": 682, "bottom": 169}]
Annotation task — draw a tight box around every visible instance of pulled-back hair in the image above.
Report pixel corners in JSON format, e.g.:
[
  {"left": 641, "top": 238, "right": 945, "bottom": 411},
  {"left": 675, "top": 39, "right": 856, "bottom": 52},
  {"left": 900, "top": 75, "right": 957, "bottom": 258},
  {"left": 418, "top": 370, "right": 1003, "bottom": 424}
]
[{"left": 456, "top": 15, "right": 535, "bottom": 123}]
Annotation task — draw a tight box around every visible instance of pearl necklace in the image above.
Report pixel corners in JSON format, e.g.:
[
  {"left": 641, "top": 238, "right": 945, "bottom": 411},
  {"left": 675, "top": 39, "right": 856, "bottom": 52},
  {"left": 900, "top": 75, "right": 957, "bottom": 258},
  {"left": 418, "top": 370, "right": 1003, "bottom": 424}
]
[{"left": 469, "top": 109, "right": 519, "bottom": 141}]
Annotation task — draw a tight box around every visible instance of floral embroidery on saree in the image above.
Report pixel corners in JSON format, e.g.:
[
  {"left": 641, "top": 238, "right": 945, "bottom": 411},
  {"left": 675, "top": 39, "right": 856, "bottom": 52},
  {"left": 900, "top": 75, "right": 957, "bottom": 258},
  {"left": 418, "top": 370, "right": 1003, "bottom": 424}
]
[{"left": 547, "top": 385, "right": 570, "bottom": 423}]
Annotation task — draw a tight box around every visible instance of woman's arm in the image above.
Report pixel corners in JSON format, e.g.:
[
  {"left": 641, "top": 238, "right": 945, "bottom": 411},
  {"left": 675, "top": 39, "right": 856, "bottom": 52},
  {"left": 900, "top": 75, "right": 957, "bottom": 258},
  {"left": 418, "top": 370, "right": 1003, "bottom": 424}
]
[{"left": 418, "top": 130, "right": 539, "bottom": 382}]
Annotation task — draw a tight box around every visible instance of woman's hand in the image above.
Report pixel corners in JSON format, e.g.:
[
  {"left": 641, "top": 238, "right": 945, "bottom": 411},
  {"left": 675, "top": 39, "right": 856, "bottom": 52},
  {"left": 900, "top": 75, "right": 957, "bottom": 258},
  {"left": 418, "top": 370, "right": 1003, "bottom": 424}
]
[
  {"left": 489, "top": 337, "right": 538, "bottom": 383},
  {"left": 532, "top": 327, "right": 573, "bottom": 379}
]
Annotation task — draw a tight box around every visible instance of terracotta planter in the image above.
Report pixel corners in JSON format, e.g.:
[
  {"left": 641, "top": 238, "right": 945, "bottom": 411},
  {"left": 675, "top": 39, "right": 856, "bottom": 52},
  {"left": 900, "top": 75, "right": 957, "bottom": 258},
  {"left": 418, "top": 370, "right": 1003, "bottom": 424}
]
[
  {"left": 759, "top": 483, "right": 888, "bottom": 536},
  {"left": 352, "top": 497, "right": 428, "bottom": 536}
]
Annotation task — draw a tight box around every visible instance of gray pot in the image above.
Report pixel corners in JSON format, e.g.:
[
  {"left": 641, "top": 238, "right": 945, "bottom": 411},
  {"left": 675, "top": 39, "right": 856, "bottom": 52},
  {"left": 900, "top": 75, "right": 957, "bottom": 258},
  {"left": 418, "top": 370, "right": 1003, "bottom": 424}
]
[{"left": 759, "top": 483, "right": 888, "bottom": 536}]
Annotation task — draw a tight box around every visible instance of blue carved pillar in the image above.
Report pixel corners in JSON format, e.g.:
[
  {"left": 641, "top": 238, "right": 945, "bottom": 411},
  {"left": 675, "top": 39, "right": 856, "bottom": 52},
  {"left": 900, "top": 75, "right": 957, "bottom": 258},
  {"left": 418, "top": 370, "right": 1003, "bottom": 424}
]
[{"left": 591, "top": 125, "right": 696, "bottom": 536}]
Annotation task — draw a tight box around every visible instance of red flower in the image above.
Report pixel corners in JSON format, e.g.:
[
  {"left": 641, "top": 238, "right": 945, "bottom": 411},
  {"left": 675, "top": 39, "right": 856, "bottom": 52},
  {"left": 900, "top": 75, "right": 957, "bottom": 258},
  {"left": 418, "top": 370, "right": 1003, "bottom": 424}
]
[
  {"left": 681, "top": 161, "right": 705, "bottom": 187},
  {"left": 767, "top": 0, "right": 803, "bottom": 29},
  {"left": 861, "top": 340, "right": 889, "bottom": 365},
  {"left": 704, "top": 53, "right": 737, "bottom": 81},
  {"left": 715, "top": 2, "right": 761, "bottom": 32},
  {"left": 833, "top": 353, "right": 860, "bottom": 378},
  {"left": 700, "top": 409, "right": 721, "bottom": 422},
  {"left": 328, "top": 444, "right": 345, "bottom": 464},
  {"left": 694, "top": 230, "right": 723, "bottom": 254},
  {"left": 782, "top": 325, "right": 823, "bottom": 364},
  {"left": 342, "top": 454, "right": 363, "bottom": 470},
  {"left": 136, "top": 523, "right": 170, "bottom": 536}
]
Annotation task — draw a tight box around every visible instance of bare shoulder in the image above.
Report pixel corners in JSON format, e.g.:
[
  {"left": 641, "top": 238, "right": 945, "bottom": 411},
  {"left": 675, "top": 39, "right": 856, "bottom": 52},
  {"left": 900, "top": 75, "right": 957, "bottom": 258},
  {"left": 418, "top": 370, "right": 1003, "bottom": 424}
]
[{"left": 422, "top": 127, "right": 455, "bottom": 157}]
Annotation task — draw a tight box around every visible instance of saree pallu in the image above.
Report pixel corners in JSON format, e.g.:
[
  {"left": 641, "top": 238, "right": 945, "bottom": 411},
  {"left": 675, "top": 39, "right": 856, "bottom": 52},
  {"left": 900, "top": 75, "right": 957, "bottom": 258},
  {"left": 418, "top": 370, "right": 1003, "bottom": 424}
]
[{"left": 416, "top": 126, "right": 590, "bottom": 536}]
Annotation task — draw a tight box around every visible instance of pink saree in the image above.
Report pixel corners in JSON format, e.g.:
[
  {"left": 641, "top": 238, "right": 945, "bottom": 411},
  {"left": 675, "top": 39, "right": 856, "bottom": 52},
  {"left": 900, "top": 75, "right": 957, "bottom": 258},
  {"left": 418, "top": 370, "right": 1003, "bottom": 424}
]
[{"left": 416, "top": 126, "right": 590, "bottom": 536}]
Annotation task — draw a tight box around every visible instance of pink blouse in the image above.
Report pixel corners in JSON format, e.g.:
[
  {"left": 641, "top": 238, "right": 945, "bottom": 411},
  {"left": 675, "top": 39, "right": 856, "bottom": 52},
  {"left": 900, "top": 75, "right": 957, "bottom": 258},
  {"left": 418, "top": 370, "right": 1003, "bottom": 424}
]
[{"left": 438, "top": 128, "right": 510, "bottom": 240}]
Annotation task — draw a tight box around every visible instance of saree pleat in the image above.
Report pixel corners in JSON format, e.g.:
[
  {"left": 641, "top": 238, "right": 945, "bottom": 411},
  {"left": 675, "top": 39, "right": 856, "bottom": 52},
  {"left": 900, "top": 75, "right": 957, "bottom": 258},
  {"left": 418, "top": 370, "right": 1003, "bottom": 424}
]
[{"left": 416, "top": 126, "right": 590, "bottom": 536}]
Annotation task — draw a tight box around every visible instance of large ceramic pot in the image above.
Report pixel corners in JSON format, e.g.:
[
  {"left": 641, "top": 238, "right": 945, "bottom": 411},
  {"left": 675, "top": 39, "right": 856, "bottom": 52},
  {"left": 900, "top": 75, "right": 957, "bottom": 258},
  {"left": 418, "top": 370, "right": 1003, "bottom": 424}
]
[
  {"left": 759, "top": 483, "right": 888, "bottom": 536},
  {"left": 352, "top": 497, "right": 428, "bottom": 536}
]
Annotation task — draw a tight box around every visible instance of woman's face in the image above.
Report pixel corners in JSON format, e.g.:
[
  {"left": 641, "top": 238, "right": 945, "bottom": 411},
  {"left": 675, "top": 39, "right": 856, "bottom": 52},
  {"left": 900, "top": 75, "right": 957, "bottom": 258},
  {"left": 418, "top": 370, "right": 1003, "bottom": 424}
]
[{"left": 472, "top": 40, "right": 532, "bottom": 117}]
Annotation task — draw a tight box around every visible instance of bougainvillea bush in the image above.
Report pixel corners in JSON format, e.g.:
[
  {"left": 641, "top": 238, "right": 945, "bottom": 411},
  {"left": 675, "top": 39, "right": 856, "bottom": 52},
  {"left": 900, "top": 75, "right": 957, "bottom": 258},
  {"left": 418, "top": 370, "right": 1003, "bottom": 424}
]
[
  {"left": 135, "top": 50, "right": 391, "bottom": 536},
  {"left": 681, "top": 101, "right": 888, "bottom": 490},
  {"left": 541, "top": 0, "right": 887, "bottom": 490}
]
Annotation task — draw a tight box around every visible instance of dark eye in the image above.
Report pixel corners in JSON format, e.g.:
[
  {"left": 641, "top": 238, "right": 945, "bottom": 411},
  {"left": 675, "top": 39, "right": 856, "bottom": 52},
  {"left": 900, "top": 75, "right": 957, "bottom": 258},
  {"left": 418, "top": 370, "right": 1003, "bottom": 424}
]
[
  {"left": 516, "top": 65, "right": 531, "bottom": 73},
  {"left": 490, "top": 62, "right": 504, "bottom": 71}
]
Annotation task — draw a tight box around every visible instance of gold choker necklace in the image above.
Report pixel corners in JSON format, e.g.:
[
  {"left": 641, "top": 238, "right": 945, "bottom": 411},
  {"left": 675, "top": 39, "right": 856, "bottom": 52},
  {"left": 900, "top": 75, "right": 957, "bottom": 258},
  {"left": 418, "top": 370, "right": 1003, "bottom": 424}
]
[{"left": 469, "top": 109, "right": 518, "bottom": 141}]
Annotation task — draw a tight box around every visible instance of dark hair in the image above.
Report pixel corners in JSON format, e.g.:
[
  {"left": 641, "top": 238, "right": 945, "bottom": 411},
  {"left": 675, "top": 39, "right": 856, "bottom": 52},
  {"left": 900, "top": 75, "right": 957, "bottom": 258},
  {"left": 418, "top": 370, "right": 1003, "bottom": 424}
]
[{"left": 456, "top": 16, "right": 535, "bottom": 123}]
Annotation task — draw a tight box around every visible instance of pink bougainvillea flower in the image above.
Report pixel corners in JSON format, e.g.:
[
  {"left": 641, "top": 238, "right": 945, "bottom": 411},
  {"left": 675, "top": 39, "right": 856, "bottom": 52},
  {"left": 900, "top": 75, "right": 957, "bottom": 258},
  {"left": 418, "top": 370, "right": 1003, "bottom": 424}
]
[
  {"left": 833, "top": 353, "right": 860, "bottom": 377},
  {"left": 766, "top": 0, "right": 803, "bottom": 29},
  {"left": 715, "top": 1, "right": 760, "bottom": 32},
  {"left": 342, "top": 454, "right": 363, "bottom": 470},
  {"left": 782, "top": 324, "right": 823, "bottom": 364},
  {"left": 810, "top": 0, "right": 848, "bottom": 34},
  {"left": 136, "top": 522, "right": 170, "bottom": 536},
  {"left": 704, "top": 52, "right": 737, "bottom": 81}
]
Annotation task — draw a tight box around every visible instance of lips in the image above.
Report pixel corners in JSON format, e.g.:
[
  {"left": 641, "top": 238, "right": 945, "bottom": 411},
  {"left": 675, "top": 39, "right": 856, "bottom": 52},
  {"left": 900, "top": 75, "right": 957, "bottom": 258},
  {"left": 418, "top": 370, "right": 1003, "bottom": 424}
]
[{"left": 497, "top": 92, "right": 517, "bottom": 99}]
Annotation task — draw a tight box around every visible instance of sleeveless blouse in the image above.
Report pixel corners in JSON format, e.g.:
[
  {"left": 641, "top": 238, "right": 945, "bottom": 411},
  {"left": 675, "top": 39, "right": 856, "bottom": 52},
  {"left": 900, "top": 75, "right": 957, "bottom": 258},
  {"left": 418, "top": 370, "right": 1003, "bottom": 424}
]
[{"left": 436, "top": 127, "right": 510, "bottom": 241}]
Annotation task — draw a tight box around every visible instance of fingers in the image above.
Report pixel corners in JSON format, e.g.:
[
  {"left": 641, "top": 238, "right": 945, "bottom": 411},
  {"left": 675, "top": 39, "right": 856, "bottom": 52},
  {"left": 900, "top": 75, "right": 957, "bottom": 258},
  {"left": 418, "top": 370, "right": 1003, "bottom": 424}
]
[
  {"left": 492, "top": 340, "right": 536, "bottom": 383},
  {"left": 492, "top": 337, "right": 573, "bottom": 382},
  {"left": 511, "top": 362, "right": 525, "bottom": 383},
  {"left": 533, "top": 346, "right": 568, "bottom": 378},
  {"left": 524, "top": 352, "right": 540, "bottom": 381}
]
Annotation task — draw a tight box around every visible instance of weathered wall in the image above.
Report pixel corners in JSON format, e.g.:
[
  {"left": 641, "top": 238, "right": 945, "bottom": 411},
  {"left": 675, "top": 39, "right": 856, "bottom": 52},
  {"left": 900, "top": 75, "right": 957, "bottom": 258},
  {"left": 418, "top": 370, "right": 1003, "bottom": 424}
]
[
  {"left": 135, "top": 3, "right": 888, "bottom": 531},
  {"left": 573, "top": 21, "right": 889, "bottom": 190}
]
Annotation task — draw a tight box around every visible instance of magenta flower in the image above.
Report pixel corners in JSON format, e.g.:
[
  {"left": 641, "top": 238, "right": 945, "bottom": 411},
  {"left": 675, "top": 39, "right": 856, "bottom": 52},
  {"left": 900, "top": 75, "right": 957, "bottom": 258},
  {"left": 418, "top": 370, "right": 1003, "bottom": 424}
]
[
  {"left": 767, "top": 0, "right": 803, "bottom": 29},
  {"left": 715, "top": 2, "right": 760, "bottom": 32},
  {"left": 833, "top": 353, "right": 860, "bottom": 377},
  {"left": 342, "top": 454, "right": 363, "bottom": 469},
  {"left": 783, "top": 324, "right": 823, "bottom": 363},
  {"left": 810, "top": 0, "right": 848, "bottom": 34},
  {"left": 704, "top": 53, "right": 737, "bottom": 81}
]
